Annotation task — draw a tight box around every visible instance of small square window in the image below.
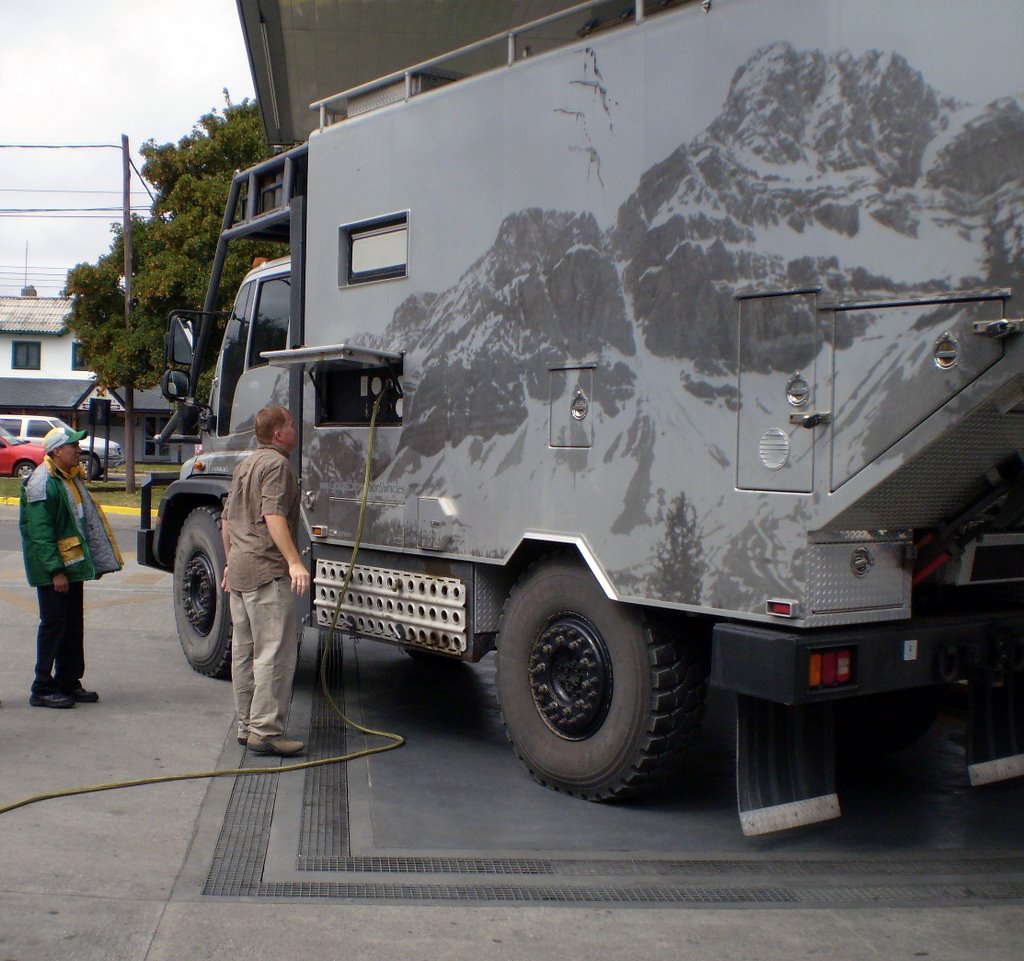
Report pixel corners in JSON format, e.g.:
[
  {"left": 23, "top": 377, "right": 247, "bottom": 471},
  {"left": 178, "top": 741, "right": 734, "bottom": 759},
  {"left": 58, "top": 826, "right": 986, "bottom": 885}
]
[
  {"left": 340, "top": 213, "right": 408, "bottom": 285},
  {"left": 12, "top": 341, "right": 41, "bottom": 370},
  {"left": 71, "top": 342, "right": 90, "bottom": 371}
]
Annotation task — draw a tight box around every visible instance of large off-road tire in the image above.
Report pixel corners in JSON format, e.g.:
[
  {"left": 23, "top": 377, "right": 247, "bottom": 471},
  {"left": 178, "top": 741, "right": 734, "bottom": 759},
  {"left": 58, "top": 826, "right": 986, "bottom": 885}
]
[
  {"left": 835, "top": 686, "right": 944, "bottom": 764},
  {"left": 173, "top": 505, "right": 232, "bottom": 678},
  {"left": 496, "top": 554, "right": 710, "bottom": 800}
]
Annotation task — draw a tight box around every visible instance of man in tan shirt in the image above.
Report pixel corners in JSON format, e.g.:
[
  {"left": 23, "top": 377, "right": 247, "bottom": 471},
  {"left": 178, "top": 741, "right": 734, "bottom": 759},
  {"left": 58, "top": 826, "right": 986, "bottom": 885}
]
[{"left": 221, "top": 405, "right": 310, "bottom": 756}]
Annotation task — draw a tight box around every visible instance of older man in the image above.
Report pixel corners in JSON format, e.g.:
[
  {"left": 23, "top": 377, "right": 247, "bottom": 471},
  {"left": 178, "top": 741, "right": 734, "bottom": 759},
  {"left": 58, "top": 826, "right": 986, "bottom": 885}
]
[{"left": 20, "top": 426, "right": 122, "bottom": 708}]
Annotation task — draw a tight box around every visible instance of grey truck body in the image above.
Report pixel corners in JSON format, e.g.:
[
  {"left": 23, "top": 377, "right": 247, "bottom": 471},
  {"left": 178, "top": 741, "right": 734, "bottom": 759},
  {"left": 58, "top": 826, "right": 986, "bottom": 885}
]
[{"left": 143, "top": 0, "right": 1024, "bottom": 833}]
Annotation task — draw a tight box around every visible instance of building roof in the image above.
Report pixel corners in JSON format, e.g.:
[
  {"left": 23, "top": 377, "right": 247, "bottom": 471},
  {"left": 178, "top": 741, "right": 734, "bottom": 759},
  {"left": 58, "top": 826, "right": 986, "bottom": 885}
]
[
  {"left": 0, "top": 377, "right": 93, "bottom": 409},
  {"left": 0, "top": 296, "right": 72, "bottom": 335},
  {"left": 0, "top": 377, "right": 171, "bottom": 414}
]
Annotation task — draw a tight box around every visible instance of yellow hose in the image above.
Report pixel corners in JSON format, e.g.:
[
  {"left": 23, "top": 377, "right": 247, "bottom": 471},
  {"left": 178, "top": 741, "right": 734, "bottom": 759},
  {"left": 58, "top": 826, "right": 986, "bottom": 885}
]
[{"left": 0, "top": 386, "right": 404, "bottom": 817}]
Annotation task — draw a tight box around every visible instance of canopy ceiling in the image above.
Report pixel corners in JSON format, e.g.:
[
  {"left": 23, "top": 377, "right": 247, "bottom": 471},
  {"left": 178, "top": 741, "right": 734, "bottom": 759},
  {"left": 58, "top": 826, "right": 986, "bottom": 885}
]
[{"left": 236, "top": 0, "right": 614, "bottom": 144}]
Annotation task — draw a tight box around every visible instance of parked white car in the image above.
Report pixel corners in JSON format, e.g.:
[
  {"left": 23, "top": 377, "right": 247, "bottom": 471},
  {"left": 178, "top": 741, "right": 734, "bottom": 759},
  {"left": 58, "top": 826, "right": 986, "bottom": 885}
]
[{"left": 0, "top": 414, "right": 124, "bottom": 479}]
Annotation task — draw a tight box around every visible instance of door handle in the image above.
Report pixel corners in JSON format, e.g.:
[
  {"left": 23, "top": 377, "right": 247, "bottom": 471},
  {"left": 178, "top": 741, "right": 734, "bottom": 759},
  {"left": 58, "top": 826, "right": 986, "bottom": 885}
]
[{"left": 789, "top": 411, "right": 831, "bottom": 429}]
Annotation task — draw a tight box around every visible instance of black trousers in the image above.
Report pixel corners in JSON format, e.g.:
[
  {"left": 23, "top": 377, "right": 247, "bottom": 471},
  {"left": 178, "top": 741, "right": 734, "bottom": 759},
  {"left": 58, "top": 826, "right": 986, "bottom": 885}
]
[{"left": 32, "top": 581, "right": 85, "bottom": 695}]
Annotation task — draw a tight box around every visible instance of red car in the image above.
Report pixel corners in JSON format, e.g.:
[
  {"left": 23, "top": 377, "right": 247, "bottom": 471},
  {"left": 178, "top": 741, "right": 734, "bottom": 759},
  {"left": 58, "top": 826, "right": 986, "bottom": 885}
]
[{"left": 0, "top": 425, "right": 46, "bottom": 480}]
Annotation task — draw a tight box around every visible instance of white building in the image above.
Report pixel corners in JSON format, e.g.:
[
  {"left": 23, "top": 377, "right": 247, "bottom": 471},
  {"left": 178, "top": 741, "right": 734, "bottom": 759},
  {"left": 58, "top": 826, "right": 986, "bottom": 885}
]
[{"left": 0, "top": 290, "right": 178, "bottom": 462}]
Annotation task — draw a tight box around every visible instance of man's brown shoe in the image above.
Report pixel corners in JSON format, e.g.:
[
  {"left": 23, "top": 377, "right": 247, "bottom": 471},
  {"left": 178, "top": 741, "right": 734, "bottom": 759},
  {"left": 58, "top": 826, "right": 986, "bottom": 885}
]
[{"left": 246, "top": 735, "right": 305, "bottom": 757}]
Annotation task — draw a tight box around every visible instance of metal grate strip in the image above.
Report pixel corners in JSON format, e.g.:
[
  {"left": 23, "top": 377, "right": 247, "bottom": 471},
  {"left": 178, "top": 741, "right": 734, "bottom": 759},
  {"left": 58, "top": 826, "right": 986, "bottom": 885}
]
[
  {"left": 203, "top": 753, "right": 281, "bottom": 896},
  {"left": 299, "top": 638, "right": 349, "bottom": 860},
  {"left": 203, "top": 637, "right": 1024, "bottom": 906}
]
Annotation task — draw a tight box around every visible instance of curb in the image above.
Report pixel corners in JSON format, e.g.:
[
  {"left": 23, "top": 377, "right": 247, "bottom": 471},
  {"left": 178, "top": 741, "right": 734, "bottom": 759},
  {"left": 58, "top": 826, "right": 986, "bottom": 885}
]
[{"left": 0, "top": 496, "right": 139, "bottom": 516}]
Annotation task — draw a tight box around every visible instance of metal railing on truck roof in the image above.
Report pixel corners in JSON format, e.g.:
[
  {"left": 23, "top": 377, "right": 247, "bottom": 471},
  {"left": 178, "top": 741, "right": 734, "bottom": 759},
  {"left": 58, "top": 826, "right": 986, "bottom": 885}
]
[{"left": 310, "top": 0, "right": 700, "bottom": 129}]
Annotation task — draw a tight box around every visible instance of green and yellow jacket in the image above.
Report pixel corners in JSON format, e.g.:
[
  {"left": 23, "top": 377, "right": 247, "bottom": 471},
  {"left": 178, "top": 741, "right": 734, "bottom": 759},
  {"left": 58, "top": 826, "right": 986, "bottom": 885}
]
[{"left": 19, "top": 457, "right": 123, "bottom": 588}]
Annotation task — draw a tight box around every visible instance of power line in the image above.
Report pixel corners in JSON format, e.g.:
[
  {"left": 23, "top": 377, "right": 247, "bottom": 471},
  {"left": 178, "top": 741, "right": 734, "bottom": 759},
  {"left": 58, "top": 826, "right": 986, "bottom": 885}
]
[
  {"left": 0, "top": 143, "right": 121, "bottom": 150},
  {"left": 129, "top": 158, "right": 157, "bottom": 204},
  {"left": 0, "top": 207, "right": 150, "bottom": 213},
  {"left": 0, "top": 188, "right": 151, "bottom": 196},
  {"left": 0, "top": 140, "right": 159, "bottom": 207},
  {"left": 0, "top": 275, "right": 69, "bottom": 282},
  {"left": 0, "top": 264, "right": 72, "bottom": 272},
  {"left": 0, "top": 213, "right": 136, "bottom": 220}
]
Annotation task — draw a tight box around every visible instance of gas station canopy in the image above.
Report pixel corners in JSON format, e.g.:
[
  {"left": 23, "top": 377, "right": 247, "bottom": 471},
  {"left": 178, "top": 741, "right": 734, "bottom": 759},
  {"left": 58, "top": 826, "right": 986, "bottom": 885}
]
[{"left": 236, "top": 0, "right": 604, "bottom": 144}]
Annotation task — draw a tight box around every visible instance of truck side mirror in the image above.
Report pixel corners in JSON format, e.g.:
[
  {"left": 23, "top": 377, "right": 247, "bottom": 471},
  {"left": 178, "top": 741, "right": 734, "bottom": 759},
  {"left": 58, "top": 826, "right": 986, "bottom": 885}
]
[
  {"left": 167, "top": 313, "right": 196, "bottom": 366},
  {"left": 161, "top": 369, "right": 190, "bottom": 402}
]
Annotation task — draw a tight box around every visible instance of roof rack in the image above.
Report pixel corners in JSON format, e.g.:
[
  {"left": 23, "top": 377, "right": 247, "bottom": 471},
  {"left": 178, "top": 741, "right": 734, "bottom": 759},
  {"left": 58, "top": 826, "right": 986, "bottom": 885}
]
[{"left": 310, "top": 1, "right": 689, "bottom": 129}]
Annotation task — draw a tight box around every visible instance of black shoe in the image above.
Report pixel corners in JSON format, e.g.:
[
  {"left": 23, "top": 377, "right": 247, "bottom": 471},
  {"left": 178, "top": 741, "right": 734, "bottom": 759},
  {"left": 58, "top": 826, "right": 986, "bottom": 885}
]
[
  {"left": 30, "top": 692, "right": 75, "bottom": 709},
  {"left": 63, "top": 686, "right": 99, "bottom": 703},
  {"left": 238, "top": 736, "right": 248, "bottom": 746}
]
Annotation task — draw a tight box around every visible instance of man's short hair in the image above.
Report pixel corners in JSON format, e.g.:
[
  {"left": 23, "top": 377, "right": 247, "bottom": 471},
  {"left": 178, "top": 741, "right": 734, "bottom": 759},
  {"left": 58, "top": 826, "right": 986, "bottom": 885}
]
[{"left": 255, "top": 405, "right": 291, "bottom": 445}]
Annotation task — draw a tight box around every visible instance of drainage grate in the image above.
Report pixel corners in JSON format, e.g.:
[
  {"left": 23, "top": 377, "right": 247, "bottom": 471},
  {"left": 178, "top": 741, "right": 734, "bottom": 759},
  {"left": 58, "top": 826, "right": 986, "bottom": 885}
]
[
  {"left": 203, "top": 638, "right": 1024, "bottom": 906},
  {"left": 299, "top": 640, "right": 349, "bottom": 861},
  {"left": 203, "top": 752, "right": 280, "bottom": 897},
  {"left": 252, "top": 883, "right": 800, "bottom": 904}
]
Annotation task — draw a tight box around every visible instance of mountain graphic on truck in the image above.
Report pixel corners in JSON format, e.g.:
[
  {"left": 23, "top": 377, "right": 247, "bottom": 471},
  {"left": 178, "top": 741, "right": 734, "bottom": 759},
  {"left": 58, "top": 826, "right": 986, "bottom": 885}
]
[{"left": 355, "top": 42, "right": 1023, "bottom": 611}]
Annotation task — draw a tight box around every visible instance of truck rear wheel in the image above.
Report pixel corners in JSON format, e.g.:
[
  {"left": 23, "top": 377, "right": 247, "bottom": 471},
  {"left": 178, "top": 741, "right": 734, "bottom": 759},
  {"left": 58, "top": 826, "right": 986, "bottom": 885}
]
[
  {"left": 173, "top": 505, "right": 232, "bottom": 678},
  {"left": 496, "top": 555, "right": 709, "bottom": 800}
]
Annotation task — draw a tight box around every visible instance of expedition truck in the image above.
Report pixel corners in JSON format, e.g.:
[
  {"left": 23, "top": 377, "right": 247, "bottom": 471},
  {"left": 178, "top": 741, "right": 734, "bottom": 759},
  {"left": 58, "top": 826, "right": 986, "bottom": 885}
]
[{"left": 141, "top": 0, "right": 1024, "bottom": 834}]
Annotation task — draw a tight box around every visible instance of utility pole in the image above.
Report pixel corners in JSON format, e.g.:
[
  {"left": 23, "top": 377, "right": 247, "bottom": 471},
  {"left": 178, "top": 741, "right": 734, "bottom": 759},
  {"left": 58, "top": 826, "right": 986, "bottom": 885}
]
[{"left": 122, "top": 134, "right": 136, "bottom": 494}]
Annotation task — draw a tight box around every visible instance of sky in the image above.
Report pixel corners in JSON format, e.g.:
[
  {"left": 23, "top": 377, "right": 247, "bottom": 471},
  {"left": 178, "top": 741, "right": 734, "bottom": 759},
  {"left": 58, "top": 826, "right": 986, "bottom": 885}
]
[{"left": 0, "top": 0, "right": 255, "bottom": 298}]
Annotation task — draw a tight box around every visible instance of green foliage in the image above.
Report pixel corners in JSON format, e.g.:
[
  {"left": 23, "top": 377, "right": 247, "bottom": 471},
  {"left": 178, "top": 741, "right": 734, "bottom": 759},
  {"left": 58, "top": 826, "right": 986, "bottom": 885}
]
[{"left": 64, "top": 97, "right": 277, "bottom": 394}]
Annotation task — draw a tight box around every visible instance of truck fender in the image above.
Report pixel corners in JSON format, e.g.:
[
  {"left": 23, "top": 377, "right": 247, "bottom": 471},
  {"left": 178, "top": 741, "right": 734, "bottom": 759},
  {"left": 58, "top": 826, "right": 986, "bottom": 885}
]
[{"left": 151, "top": 475, "right": 231, "bottom": 570}]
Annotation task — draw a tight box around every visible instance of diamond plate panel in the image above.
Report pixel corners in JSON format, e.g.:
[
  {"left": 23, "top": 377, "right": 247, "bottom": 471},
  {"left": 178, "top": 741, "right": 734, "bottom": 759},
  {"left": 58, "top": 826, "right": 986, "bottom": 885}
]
[{"left": 808, "top": 541, "right": 909, "bottom": 615}]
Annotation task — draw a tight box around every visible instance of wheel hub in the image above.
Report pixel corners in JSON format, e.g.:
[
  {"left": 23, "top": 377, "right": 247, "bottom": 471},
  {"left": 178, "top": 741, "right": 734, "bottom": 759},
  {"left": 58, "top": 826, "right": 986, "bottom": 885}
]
[
  {"left": 182, "top": 553, "right": 217, "bottom": 635},
  {"left": 528, "top": 615, "right": 612, "bottom": 739}
]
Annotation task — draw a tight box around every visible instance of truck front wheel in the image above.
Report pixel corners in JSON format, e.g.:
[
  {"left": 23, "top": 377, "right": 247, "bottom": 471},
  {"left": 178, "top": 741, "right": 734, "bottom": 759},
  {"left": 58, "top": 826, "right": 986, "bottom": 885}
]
[
  {"left": 173, "top": 505, "right": 232, "bottom": 678},
  {"left": 496, "top": 554, "right": 709, "bottom": 800}
]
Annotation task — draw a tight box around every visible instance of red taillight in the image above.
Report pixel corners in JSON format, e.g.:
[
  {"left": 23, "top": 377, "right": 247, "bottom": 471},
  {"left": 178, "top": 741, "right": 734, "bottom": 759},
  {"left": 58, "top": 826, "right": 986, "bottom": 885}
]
[
  {"left": 767, "top": 599, "right": 794, "bottom": 617},
  {"left": 808, "top": 646, "right": 854, "bottom": 690},
  {"left": 821, "top": 651, "right": 837, "bottom": 686}
]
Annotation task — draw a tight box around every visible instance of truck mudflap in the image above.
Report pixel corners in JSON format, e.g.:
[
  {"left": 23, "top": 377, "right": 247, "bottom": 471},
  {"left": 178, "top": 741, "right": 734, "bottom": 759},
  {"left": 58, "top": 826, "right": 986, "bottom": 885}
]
[
  {"left": 714, "top": 613, "right": 1024, "bottom": 834},
  {"left": 736, "top": 696, "right": 840, "bottom": 836},
  {"left": 968, "top": 671, "right": 1024, "bottom": 785}
]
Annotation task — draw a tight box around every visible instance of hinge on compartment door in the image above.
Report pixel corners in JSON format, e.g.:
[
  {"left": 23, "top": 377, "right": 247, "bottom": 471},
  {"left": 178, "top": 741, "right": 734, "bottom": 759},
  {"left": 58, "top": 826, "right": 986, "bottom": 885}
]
[{"left": 973, "top": 318, "right": 1024, "bottom": 338}]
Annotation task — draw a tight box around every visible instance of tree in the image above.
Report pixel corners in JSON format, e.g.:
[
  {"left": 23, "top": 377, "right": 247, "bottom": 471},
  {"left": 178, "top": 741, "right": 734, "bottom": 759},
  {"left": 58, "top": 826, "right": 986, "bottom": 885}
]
[
  {"left": 652, "top": 492, "right": 706, "bottom": 604},
  {"left": 65, "top": 95, "right": 276, "bottom": 485}
]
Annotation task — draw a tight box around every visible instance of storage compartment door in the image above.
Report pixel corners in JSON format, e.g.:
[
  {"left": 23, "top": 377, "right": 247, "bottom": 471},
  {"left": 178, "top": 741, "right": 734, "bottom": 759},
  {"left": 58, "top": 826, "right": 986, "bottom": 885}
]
[
  {"left": 830, "top": 296, "right": 1005, "bottom": 490},
  {"left": 737, "top": 292, "right": 827, "bottom": 493}
]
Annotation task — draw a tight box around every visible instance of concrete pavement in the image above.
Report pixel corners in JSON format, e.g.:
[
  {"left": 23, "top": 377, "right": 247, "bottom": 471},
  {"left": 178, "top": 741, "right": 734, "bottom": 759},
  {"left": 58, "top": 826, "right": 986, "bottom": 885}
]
[{"left": 0, "top": 506, "right": 1022, "bottom": 960}]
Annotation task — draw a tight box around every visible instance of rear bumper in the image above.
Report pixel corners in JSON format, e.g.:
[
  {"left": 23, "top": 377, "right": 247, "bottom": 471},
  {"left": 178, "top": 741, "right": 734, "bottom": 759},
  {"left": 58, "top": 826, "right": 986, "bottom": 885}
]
[{"left": 711, "top": 609, "right": 1024, "bottom": 704}]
